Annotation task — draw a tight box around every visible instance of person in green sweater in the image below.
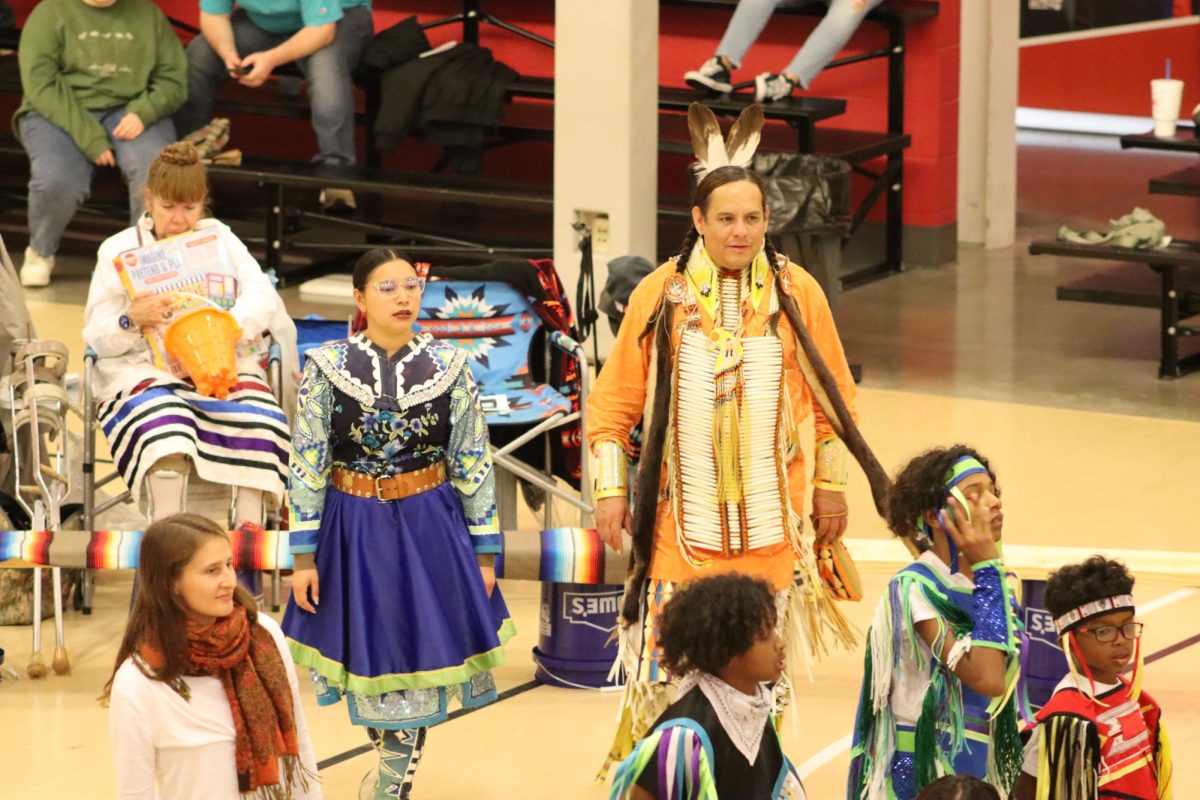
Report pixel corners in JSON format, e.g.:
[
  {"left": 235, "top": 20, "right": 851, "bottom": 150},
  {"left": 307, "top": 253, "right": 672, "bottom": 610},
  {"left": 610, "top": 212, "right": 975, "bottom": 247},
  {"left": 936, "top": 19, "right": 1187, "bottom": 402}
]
[{"left": 14, "top": 0, "right": 186, "bottom": 287}]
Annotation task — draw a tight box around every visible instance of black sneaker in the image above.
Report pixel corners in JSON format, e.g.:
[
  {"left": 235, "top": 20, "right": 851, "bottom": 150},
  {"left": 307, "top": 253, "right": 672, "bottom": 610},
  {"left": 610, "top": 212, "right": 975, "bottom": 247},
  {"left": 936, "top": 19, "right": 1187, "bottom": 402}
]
[
  {"left": 685, "top": 56, "right": 734, "bottom": 94},
  {"left": 754, "top": 72, "right": 798, "bottom": 103}
]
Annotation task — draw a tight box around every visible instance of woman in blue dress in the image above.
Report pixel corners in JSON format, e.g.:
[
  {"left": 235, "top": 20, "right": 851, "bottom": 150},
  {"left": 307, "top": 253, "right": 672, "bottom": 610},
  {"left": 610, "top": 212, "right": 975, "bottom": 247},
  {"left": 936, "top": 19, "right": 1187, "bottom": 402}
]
[{"left": 282, "top": 248, "right": 514, "bottom": 800}]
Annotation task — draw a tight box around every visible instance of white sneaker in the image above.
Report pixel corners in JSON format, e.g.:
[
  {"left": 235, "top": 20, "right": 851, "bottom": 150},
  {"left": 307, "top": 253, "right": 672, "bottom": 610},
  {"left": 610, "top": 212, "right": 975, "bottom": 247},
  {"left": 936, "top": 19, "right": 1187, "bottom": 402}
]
[
  {"left": 19, "top": 247, "right": 54, "bottom": 288},
  {"left": 320, "top": 188, "right": 357, "bottom": 213},
  {"left": 754, "top": 72, "right": 799, "bottom": 103}
]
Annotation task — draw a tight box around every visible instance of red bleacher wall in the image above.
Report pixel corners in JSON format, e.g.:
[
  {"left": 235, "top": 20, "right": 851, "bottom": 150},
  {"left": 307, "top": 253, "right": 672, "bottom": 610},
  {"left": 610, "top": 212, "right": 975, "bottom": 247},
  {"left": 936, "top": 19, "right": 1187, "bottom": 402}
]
[
  {"left": 7, "top": 0, "right": 959, "bottom": 230},
  {"left": 1019, "top": 21, "right": 1200, "bottom": 118}
]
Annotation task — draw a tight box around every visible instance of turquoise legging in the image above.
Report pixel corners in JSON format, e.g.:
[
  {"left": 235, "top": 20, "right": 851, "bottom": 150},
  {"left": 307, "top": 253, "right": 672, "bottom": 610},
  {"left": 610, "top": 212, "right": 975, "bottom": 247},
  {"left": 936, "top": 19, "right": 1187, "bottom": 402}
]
[{"left": 368, "top": 727, "right": 427, "bottom": 800}]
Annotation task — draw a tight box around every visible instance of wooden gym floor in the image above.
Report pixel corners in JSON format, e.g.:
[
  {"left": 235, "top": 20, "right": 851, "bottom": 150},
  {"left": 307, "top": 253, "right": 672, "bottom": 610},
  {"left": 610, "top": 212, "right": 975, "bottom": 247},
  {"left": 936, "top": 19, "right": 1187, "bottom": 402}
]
[{"left": 3, "top": 132, "right": 1199, "bottom": 798}]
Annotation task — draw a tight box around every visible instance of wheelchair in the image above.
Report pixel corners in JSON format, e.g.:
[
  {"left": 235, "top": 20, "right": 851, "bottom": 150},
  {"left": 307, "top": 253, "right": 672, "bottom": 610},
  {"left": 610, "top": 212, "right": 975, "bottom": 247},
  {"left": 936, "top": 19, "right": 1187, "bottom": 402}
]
[{"left": 80, "top": 339, "right": 290, "bottom": 610}]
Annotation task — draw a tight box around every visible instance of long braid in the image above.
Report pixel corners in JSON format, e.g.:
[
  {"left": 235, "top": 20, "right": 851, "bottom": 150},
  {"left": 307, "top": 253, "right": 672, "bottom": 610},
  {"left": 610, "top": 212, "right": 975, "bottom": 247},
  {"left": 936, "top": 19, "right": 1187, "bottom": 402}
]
[
  {"left": 771, "top": 243, "right": 892, "bottom": 517},
  {"left": 675, "top": 227, "right": 700, "bottom": 272},
  {"left": 622, "top": 297, "right": 676, "bottom": 625},
  {"left": 763, "top": 236, "right": 784, "bottom": 273},
  {"left": 637, "top": 227, "right": 696, "bottom": 342}
]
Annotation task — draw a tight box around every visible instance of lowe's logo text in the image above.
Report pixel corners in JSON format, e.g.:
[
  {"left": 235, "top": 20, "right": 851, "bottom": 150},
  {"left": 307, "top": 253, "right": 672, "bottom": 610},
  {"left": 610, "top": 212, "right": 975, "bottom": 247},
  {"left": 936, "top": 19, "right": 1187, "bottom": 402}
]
[{"left": 562, "top": 591, "right": 621, "bottom": 633}]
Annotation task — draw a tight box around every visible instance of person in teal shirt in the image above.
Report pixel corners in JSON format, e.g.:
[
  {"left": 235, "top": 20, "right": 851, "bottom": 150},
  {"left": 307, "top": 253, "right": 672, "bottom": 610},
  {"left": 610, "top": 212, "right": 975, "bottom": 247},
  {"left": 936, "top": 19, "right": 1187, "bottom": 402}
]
[
  {"left": 13, "top": 0, "right": 186, "bottom": 287},
  {"left": 174, "top": 0, "right": 373, "bottom": 207}
]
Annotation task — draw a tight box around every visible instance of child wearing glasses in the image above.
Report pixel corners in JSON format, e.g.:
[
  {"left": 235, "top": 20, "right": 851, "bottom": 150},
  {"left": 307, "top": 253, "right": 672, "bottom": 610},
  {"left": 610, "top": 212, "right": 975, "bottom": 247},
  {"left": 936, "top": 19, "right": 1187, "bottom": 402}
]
[
  {"left": 282, "top": 247, "right": 513, "bottom": 800},
  {"left": 1014, "top": 556, "right": 1173, "bottom": 800}
]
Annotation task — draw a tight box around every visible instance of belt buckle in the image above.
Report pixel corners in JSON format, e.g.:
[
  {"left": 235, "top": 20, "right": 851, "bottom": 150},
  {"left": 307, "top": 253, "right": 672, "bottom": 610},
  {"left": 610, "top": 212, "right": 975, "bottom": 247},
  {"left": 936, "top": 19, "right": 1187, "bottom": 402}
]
[{"left": 373, "top": 475, "right": 391, "bottom": 502}]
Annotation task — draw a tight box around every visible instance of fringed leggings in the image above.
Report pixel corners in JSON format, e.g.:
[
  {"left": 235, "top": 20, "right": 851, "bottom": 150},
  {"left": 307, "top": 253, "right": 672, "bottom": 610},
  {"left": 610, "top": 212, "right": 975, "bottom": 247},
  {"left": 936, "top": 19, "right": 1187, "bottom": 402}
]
[{"left": 367, "top": 727, "right": 427, "bottom": 800}]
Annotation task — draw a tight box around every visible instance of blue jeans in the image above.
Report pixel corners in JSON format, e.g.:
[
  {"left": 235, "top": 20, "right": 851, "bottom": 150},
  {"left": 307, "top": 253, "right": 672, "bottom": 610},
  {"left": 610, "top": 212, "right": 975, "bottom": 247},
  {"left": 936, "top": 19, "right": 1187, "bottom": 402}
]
[
  {"left": 19, "top": 109, "right": 176, "bottom": 258},
  {"left": 175, "top": 7, "right": 374, "bottom": 167},
  {"left": 715, "top": 0, "right": 885, "bottom": 88}
]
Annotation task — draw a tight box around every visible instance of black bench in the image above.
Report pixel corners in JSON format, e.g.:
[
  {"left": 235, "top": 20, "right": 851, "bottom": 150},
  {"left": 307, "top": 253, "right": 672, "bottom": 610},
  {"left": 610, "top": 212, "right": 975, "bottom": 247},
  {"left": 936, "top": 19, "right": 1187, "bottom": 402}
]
[
  {"left": 505, "top": 75, "right": 847, "bottom": 154},
  {"left": 207, "top": 157, "right": 555, "bottom": 282},
  {"left": 1121, "top": 124, "right": 1200, "bottom": 155},
  {"left": 659, "top": 0, "right": 939, "bottom": 284},
  {"left": 1029, "top": 239, "right": 1200, "bottom": 379},
  {"left": 1149, "top": 165, "right": 1200, "bottom": 198}
]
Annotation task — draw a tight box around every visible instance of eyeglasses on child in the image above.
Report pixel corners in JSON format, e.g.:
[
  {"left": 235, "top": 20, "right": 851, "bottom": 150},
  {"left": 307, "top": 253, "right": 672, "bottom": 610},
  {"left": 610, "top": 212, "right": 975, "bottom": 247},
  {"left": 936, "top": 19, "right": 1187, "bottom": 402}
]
[{"left": 1078, "top": 621, "right": 1143, "bottom": 643}]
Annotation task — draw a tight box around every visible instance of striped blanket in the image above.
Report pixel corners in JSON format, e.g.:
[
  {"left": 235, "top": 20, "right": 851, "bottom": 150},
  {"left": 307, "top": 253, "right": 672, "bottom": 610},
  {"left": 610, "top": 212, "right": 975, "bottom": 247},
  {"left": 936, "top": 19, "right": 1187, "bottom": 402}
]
[
  {"left": 97, "top": 373, "right": 289, "bottom": 505},
  {"left": 0, "top": 527, "right": 629, "bottom": 584}
]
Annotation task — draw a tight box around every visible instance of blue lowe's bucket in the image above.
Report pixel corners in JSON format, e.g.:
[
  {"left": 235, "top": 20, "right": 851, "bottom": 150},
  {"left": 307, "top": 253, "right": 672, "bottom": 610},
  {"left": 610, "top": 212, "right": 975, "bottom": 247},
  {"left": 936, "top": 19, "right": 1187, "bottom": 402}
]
[
  {"left": 532, "top": 582, "right": 622, "bottom": 689},
  {"left": 1022, "top": 579, "right": 1070, "bottom": 709}
]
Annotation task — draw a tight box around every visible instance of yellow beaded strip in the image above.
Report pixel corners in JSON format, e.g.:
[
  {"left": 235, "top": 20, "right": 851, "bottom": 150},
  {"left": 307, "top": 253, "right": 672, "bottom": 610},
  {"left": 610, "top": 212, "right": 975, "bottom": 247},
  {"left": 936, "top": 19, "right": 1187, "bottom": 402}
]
[
  {"left": 593, "top": 440, "right": 629, "bottom": 500},
  {"left": 812, "top": 436, "right": 849, "bottom": 491}
]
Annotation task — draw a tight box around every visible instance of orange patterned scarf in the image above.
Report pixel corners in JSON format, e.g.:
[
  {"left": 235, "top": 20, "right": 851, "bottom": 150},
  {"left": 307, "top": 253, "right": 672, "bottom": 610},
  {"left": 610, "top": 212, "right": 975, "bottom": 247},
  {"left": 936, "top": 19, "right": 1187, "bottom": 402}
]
[{"left": 140, "top": 606, "right": 304, "bottom": 798}]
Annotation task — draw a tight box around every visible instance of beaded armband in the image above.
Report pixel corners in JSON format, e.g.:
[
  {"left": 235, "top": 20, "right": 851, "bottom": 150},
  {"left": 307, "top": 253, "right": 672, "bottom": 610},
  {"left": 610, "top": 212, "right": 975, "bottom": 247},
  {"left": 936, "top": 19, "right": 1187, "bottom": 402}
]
[
  {"left": 812, "top": 437, "right": 849, "bottom": 491},
  {"left": 593, "top": 440, "right": 629, "bottom": 500}
]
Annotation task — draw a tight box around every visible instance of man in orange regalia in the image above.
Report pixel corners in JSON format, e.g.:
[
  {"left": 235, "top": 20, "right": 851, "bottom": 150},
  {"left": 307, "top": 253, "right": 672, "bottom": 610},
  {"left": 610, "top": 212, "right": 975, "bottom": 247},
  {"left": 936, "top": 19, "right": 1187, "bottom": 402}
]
[{"left": 588, "top": 103, "right": 892, "bottom": 770}]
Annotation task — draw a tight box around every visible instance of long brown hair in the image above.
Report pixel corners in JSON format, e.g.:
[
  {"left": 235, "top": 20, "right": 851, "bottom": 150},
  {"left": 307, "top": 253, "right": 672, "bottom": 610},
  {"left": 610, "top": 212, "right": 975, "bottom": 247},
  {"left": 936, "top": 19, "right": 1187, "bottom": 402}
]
[{"left": 100, "top": 513, "right": 257, "bottom": 704}]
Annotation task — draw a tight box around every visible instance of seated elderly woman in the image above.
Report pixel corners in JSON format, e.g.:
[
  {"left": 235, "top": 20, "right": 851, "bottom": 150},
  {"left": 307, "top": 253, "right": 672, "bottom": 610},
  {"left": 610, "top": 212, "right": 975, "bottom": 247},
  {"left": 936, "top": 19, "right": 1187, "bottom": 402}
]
[{"left": 82, "top": 142, "right": 294, "bottom": 576}]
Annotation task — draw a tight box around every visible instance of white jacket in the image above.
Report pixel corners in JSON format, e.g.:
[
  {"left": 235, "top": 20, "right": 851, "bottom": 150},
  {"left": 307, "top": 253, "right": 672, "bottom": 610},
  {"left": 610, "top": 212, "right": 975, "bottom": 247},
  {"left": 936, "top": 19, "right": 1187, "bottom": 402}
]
[{"left": 83, "top": 216, "right": 298, "bottom": 407}]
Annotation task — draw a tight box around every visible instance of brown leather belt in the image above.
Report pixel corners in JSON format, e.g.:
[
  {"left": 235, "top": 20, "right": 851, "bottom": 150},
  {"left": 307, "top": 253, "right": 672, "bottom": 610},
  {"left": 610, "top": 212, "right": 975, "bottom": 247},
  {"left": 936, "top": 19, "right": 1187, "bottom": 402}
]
[{"left": 331, "top": 463, "right": 446, "bottom": 501}]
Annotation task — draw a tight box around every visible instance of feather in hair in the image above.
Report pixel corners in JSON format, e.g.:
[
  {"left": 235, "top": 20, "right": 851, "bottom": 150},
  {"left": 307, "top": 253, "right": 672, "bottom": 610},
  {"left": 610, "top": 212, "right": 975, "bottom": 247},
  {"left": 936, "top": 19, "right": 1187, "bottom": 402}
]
[
  {"left": 725, "top": 104, "right": 764, "bottom": 168},
  {"left": 687, "top": 102, "right": 728, "bottom": 179}
]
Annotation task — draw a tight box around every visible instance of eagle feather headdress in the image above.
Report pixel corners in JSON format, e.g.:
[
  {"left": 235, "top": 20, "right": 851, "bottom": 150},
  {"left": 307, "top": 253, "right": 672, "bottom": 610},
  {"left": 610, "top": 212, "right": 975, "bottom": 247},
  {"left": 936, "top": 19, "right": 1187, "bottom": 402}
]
[{"left": 688, "top": 102, "right": 765, "bottom": 180}]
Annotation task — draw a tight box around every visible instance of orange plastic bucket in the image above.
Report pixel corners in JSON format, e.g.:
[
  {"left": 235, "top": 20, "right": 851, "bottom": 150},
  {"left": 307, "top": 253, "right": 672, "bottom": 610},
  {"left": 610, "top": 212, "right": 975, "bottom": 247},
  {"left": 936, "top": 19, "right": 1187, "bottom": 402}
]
[{"left": 163, "top": 308, "right": 242, "bottom": 398}]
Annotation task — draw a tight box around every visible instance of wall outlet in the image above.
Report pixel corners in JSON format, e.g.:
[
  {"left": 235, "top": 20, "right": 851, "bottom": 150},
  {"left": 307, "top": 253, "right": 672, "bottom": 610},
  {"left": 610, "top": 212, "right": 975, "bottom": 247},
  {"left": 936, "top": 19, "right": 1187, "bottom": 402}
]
[{"left": 592, "top": 214, "right": 610, "bottom": 255}]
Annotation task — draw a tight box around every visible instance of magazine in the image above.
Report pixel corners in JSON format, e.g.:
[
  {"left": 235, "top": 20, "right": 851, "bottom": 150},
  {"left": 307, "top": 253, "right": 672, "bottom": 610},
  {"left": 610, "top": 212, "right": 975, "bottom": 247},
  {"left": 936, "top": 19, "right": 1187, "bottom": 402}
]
[{"left": 113, "top": 227, "right": 239, "bottom": 375}]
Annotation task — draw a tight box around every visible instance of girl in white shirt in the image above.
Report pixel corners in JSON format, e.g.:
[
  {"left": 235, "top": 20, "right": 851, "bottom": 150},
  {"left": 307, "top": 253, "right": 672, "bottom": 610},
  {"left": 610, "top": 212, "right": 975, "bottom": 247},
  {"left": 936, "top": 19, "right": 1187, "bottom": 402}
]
[{"left": 103, "top": 513, "right": 321, "bottom": 800}]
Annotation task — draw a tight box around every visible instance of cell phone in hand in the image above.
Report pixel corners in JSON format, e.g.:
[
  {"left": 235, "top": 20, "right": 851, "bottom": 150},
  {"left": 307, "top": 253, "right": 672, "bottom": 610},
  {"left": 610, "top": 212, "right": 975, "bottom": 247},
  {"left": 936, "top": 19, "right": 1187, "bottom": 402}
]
[{"left": 230, "top": 64, "right": 251, "bottom": 76}]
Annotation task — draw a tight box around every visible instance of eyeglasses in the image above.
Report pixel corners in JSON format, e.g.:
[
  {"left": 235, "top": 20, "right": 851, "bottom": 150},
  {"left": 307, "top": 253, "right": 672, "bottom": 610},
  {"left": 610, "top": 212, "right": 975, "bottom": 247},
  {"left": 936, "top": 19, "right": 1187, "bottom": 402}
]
[
  {"left": 369, "top": 277, "right": 425, "bottom": 298},
  {"left": 1078, "top": 621, "right": 1143, "bottom": 643}
]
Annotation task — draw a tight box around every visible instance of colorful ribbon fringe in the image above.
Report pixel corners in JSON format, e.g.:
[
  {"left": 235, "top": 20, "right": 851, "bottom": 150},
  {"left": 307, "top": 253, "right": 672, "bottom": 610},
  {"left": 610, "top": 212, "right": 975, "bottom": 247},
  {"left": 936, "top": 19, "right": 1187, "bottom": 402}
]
[{"left": 0, "top": 527, "right": 623, "bottom": 585}]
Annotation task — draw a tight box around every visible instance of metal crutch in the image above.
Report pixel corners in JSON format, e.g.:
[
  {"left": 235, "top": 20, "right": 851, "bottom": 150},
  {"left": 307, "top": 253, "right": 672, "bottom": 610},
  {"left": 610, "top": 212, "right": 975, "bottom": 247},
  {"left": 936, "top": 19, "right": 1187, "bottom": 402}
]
[{"left": 12, "top": 340, "right": 71, "bottom": 676}]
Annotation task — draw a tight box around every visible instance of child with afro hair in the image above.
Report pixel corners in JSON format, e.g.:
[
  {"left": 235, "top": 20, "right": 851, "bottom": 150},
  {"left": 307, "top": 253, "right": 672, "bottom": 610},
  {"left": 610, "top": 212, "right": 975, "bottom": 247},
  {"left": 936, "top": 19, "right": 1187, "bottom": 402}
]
[
  {"left": 1014, "top": 556, "right": 1172, "bottom": 800},
  {"left": 609, "top": 573, "right": 805, "bottom": 800}
]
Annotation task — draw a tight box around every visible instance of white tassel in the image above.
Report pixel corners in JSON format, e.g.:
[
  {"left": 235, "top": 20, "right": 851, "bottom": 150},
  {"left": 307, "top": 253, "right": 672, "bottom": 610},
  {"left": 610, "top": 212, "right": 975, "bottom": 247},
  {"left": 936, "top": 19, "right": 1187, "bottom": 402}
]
[
  {"left": 863, "top": 593, "right": 898, "bottom": 800},
  {"left": 946, "top": 634, "right": 973, "bottom": 670}
]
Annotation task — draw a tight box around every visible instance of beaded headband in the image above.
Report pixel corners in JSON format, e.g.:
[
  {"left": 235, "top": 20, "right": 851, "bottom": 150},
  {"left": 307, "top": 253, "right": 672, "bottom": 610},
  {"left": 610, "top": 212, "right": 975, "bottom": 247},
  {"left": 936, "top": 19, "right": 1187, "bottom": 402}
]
[{"left": 1053, "top": 594, "right": 1135, "bottom": 635}]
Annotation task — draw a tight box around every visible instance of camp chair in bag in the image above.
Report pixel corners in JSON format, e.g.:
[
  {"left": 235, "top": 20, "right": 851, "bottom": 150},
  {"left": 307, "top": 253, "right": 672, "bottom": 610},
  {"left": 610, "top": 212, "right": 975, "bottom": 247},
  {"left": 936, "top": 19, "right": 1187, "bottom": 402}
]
[{"left": 416, "top": 278, "right": 593, "bottom": 528}]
